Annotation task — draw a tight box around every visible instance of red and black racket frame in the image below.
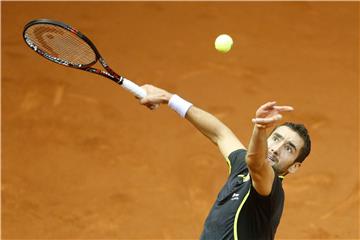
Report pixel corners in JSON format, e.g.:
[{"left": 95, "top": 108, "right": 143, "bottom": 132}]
[{"left": 23, "top": 19, "right": 126, "bottom": 85}]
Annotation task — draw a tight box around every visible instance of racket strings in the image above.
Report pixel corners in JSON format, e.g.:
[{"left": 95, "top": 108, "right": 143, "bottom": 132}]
[{"left": 25, "top": 24, "right": 96, "bottom": 66}]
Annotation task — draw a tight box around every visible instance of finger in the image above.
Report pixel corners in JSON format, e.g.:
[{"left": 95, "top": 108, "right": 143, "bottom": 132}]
[
  {"left": 252, "top": 114, "right": 282, "bottom": 124},
  {"left": 255, "top": 124, "right": 267, "bottom": 129},
  {"left": 140, "top": 85, "right": 149, "bottom": 94},
  {"left": 273, "top": 106, "right": 294, "bottom": 112},
  {"left": 140, "top": 84, "right": 150, "bottom": 90},
  {"left": 260, "top": 101, "right": 277, "bottom": 110},
  {"left": 148, "top": 104, "right": 160, "bottom": 110},
  {"left": 140, "top": 97, "right": 151, "bottom": 105}
]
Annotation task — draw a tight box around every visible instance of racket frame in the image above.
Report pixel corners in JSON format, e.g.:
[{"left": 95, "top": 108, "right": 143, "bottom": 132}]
[{"left": 23, "top": 19, "right": 125, "bottom": 85}]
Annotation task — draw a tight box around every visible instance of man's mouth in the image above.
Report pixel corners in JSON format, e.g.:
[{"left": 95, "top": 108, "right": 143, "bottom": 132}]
[{"left": 267, "top": 153, "right": 278, "bottom": 166}]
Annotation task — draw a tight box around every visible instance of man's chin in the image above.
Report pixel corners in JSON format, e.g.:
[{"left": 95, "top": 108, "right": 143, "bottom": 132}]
[{"left": 272, "top": 165, "right": 285, "bottom": 175}]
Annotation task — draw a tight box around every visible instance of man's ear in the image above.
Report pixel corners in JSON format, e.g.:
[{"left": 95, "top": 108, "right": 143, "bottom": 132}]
[{"left": 288, "top": 162, "right": 301, "bottom": 174}]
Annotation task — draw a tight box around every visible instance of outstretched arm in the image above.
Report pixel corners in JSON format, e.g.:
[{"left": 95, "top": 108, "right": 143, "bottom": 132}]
[
  {"left": 139, "top": 84, "right": 245, "bottom": 158},
  {"left": 246, "top": 101, "right": 293, "bottom": 196}
]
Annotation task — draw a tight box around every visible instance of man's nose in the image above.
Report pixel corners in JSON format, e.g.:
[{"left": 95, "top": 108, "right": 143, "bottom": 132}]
[{"left": 271, "top": 143, "right": 282, "bottom": 155}]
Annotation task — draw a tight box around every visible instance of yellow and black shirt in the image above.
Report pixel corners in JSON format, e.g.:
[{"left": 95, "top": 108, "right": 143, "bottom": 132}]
[{"left": 200, "top": 149, "right": 284, "bottom": 240}]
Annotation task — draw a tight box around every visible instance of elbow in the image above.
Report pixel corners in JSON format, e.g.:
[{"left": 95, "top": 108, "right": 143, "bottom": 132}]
[
  {"left": 245, "top": 154, "right": 254, "bottom": 167},
  {"left": 245, "top": 153, "right": 265, "bottom": 170},
  {"left": 211, "top": 127, "right": 228, "bottom": 145}
]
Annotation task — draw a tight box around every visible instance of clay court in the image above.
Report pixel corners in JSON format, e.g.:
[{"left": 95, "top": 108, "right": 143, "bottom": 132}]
[{"left": 2, "top": 2, "right": 359, "bottom": 239}]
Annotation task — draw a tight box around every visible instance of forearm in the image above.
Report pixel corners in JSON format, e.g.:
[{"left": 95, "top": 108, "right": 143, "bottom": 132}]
[
  {"left": 153, "top": 92, "right": 231, "bottom": 144},
  {"left": 246, "top": 125, "right": 268, "bottom": 169},
  {"left": 185, "top": 106, "right": 231, "bottom": 145}
]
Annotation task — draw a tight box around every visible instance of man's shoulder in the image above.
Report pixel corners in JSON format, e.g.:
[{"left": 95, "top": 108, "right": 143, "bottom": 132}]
[
  {"left": 226, "top": 148, "right": 248, "bottom": 176},
  {"left": 228, "top": 148, "right": 247, "bottom": 160}
]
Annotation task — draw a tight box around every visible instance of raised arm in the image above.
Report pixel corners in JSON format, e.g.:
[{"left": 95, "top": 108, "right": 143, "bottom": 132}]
[
  {"left": 246, "top": 101, "right": 293, "bottom": 196},
  {"left": 139, "top": 84, "right": 245, "bottom": 158}
]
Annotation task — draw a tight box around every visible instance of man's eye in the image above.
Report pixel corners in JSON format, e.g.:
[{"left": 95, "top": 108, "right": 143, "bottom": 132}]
[
  {"left": 273, "top": 136, "right": 279, "bottom": 141},
  {"left": 285, "top": 145, "right": 293, "bottom": 153}
]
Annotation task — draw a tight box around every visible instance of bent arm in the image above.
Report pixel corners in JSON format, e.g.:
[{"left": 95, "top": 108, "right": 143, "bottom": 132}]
[{"left": 246, "top": 101, "right": 294, "bottom": 196}]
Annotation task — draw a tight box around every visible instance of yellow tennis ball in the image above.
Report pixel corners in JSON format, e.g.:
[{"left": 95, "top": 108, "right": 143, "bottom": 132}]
[{"left": 215, "top": 34, "right": 233, "bottom": 53}]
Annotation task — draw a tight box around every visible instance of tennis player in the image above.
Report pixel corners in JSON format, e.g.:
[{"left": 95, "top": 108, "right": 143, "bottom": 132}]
[{"left": 139, "top": 84, "right": 311, "bottom": 240}]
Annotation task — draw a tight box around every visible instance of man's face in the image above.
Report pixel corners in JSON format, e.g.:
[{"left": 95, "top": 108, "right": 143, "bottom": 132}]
[{"left": 267, "top": 126, "right": 305, "bottom": 175}]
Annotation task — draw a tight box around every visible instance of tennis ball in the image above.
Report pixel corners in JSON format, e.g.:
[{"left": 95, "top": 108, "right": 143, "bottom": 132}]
[{"left": 215, "top": 34, "right": 233, "bottom": 53}]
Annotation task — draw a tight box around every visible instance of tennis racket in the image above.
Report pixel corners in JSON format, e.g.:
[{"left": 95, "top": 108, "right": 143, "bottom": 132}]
[{"left": 23, "top": 19, "right": 146, "bottom": 98}]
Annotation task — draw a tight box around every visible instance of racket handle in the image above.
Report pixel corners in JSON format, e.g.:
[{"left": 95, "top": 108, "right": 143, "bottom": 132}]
[{"left": 120, "top": 78, "right": 146, "bottom": 98}]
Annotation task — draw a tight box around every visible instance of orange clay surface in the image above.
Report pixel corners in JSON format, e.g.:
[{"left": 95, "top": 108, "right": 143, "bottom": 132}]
[{"left": 2, "top": 2, "right": 359, "bottom": 239}]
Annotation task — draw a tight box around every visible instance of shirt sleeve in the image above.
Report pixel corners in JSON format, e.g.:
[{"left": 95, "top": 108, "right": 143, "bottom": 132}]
[{"left": 227, "top": 149, "right": 248, "bottom": 176}]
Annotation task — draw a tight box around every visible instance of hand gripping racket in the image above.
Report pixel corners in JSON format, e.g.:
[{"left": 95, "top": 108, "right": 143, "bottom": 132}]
[{"left": 23, "top": 19, "right": 146, "bottom": 98}]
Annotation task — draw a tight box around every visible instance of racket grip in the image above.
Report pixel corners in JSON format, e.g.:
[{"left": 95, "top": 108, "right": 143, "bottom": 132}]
[{"left": 120, "top": 78, "right": 146, "bottom": 98}]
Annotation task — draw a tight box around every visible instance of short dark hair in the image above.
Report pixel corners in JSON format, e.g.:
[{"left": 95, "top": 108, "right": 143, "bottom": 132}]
[{"left": 272, "top": 122, "right": 311, "bottom": 163}]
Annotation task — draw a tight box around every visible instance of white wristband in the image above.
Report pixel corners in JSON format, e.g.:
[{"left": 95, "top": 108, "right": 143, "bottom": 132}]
[{"left": 168, "top": 94, "right": 193, "bottom": 118}]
